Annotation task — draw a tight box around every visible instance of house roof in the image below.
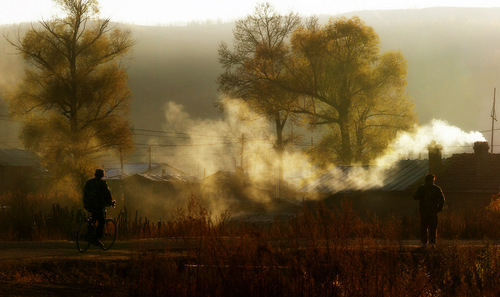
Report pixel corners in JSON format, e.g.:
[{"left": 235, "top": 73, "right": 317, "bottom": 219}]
[
  {"left": 104, "top": 163, "right": 159, "bottom": 179},
  {"left": 126, "top": 173, "right": 200, "bottom": 183},
  {"left": 103, "top": 162, "right": 188, "bottom": 180},
  {"left": 0, "top": 149, "right": 40, "bottom": 167},
  {"left": 299, "top": 159, "right": 429, "bottom": 193},
  {"left": 300, "top": 149, "right": 500, "bottom": 195},
  {"left": 437, "top": 153, "right": 500, "bottom": 193}
]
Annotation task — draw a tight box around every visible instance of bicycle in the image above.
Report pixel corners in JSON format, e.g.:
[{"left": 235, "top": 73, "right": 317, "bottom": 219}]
[{"left": 76, "top": 201, "right": 117, "bottom": 252}]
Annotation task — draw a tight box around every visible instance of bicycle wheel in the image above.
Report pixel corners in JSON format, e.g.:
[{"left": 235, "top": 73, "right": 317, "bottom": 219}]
[
  {"left": 101, "top": 218, "right": 117, "bottom": 250},
  {"left": 76, "top": 219, "right": 92, "bottom": 253}
]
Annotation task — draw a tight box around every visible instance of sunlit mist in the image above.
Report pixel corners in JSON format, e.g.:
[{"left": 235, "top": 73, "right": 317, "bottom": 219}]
[{"left": 150, "top": 98, "right": 487, "bottom": 208}]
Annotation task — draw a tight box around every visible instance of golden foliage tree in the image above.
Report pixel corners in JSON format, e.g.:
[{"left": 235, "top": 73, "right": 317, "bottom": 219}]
[
  {"left": 217, "top": 3, "right": 301, "bottom": 182},
  {"left": 287, "top": 17, "right": 416, "bottom": 165},
  {"left": 7, "top": 0, "right": 135, "bottom": 185}
]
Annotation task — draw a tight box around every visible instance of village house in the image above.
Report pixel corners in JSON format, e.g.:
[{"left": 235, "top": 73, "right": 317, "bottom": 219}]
[
  {"left": 299, "top": 141, "right": 500, "bottom": 217},
  {"left": 102, "top": 162, "right": 200, "bottom": 218},
  {"left": 434, "top": 141, "right": 500, "bottom": 210},
  {"left": 0, "top": 149, "right": 46, "bottom": 194}
]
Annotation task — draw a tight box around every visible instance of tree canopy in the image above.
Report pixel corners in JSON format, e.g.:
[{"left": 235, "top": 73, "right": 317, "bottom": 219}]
[
  {"left": 287, "top": 17, "right": 416, "bottom": 165},
  {"left": 7, "top": 0, "right": 135, "bottom": 185},
  {"left": 217, "top": 3, "right": 301, "bottom": 180},
  {"left": 219, "top": 11, "right": 416, "bottom": 166}
]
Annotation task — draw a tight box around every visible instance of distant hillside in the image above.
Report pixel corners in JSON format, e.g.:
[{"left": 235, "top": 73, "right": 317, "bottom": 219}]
[
  {"left": 124, "top": 23, "right": 234, "bottom": 129},
  {"left": 1, "top": 7, "right": 500, "bottom": 148},
  {"left": 348, "top": 8, "right": 500, "bottom": 134}
]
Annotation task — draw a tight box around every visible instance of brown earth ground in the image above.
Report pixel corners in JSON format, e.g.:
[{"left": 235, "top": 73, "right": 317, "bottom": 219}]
[{"left": 0, "top": 239, "right": 497, "bottom": 296}]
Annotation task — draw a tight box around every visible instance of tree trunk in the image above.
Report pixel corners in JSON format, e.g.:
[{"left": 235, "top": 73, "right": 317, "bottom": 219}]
[
  {"left": 354, "top": 122, "right": 364, "bottom": 163},
  {"left": 338, "top": 112, "right": 352, "bottom": 165},
  {"left": 275, "top": 113, "right": 286, "bottom": 197}
]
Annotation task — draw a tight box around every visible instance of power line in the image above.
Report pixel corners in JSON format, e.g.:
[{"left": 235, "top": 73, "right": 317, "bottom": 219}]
[
  {"left": 0, "top": 117, "right": 493, "bottom": 149},
  {"left": 134, "top": 142, "right": 238, "bottom": 147},
  {"left": 115, "top": 152, "right": 231, "bottom": 157},
  {"left": 479, "top": 127, "right": 500, "bottom": 133},
  {"left": 132, "top": 132, "right": 192, "bottom": 140},
  {"left": 131, "top": 128, "right": 232, "bottom": 140},
  {"left": 132, "top": 128, "right": 272, "bottom": 142},
  {"left": 0, "top": 140, "right": 20, "bottom": 149},
  {"left": 0, "top": 114, "right": 18, "bottom": 122}
]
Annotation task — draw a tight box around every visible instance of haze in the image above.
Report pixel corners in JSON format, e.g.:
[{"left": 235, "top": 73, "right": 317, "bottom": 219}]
[
  {"left": 2, "top": 0, "right": 500, "bottom": 25},
  {"left": 1, "top": 4, "right": 500, "bottom": 176}
]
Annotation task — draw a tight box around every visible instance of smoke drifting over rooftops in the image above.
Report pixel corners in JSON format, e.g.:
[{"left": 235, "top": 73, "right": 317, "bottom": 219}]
[
  {"left": 156, "top": 98, "right": 277, "bottom": 180},
  {"left": 375, "top": 119, "right": 486, "bottom": 166},
  {"left": 154, "top": 100, "right": 486, "bottom": 199},
  {"left": 331, "top": 120, "right": 487, "bottom": 193}
]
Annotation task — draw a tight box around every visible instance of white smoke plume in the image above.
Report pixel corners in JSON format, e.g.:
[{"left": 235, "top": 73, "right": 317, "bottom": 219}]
[
  {"left": 375, "top": 119, "right": 486, "bottom": 166},
  {"left": 304, "top": 119, "right": 487, "bottom": 194},
  {"left": 157, "top": 99, "right": 274, "bottom": 178},
  {"left": 143, "top": 99, "right": 487, "bottom": 215}
]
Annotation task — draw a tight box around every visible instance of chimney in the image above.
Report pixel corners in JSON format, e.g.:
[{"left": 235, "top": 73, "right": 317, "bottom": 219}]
[
  {"left": 473, "top": 141, "right": 490, "bottom": 176},
  {"left": 428, "top": 141, "right": 443, "bottom": 174}
]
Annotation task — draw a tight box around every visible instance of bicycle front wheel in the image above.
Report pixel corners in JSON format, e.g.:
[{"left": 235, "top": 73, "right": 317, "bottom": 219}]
[
  {"left": 101, "top": 218, "right": 117, "bottom": 250},
  {"left": 76, "top": 220, "right": 91, "bottom": 253}
]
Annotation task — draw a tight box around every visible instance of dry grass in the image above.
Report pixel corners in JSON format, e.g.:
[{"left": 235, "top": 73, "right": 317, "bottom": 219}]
[
  {"left": 1, "top": 238, "right": 499, "bottom": 296},
  {"left": 2, "top": 191, "right": 500, "bottom": 242},
  {"left": 1, "top": 192, "right": 500, "bottom": 296}
]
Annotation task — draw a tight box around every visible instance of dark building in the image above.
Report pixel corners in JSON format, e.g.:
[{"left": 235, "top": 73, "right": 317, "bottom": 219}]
[
  {"left": 300, "top": 141, "right": 500, "bottom": 216},
  {"left": 434, "top": 141, "right": 500, "bottom": 210},
  {"left": 0, "top": 149, "right": 45, "bottom": 193},
  {"left": 102, "top": 162, "right": 200, "bottom": 218}
]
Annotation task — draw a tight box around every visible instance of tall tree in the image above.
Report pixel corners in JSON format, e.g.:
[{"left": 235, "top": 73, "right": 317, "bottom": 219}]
[
  {"left": 217, "top": 3, "right": 301, "bottom": 185},
  {"left": 287, "top": 17, "right": 416, "bottom": 165},
  {"left": 7, "top": 0, "right": 135, "bottom": 185}
]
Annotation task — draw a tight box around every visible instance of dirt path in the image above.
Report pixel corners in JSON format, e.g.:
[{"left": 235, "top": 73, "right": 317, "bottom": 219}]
[
  {"left": 0, "top": 239, "right": 498, "bottom": 296},
  {"left": 0, "top": 238, "right": 497, "bottom": 262},
  {"left": 0, "top": 241, "right": 129, "bottom": 262},
  {"left": 0, "top": 239, "right": 191, "bottom": 262},
  {"left": 0, "top": 239, "right": 185, "bottom": 296}
]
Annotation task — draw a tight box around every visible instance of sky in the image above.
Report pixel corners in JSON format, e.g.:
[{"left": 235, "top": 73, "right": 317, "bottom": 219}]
[{"left": 2, "top": 0, "right": 500, "bottom": 26}]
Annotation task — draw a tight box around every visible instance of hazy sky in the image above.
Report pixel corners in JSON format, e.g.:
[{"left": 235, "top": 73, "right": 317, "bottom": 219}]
[{"left": 2, "top": 0, "right": 500, "bottom": 25}]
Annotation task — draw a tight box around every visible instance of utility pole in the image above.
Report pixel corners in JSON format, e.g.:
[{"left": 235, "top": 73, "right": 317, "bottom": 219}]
[
  {"left": 492, "top": 88, "right": 497, "bottom": 153},
  {"left": 276, "top": 165, "right": 280, "bottom": 199},
  {"left": 148, "top": 145, "right": 152, "bottom": 171},
  {"left": 240, "top": 133, "right": 245, "bottom": 169},
  {"left": 119, "top": 147, "right": 123, "bottom": 176}
]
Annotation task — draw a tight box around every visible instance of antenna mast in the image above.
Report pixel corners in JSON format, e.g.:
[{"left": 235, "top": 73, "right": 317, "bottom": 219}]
[{"left": 491, "top": 88, "right": 497, "bottom": 153}]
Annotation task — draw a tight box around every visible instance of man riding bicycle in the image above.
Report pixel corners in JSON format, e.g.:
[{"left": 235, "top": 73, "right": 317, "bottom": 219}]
[{"left": 83, "top": 169, "right": 115, "bottom": 248}]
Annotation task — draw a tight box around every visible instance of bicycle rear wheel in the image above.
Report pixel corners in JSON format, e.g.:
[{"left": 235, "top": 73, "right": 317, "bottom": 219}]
[
  {"left": 101, "top": 218, "right": 117, "bottom": 250},
  {"left": 76, "top": 220, "right": 92, "bottom": 253}
]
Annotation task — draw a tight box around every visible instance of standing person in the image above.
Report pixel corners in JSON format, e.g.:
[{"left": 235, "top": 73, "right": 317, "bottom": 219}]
[
  {"left": 413, "top": 173, "right": 445, "bottom": 248},
  {"left": 83, "top": 169, "right": 115, "bottom": 247}
]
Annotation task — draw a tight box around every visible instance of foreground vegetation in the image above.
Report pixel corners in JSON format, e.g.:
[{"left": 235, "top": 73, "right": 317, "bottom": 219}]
[
  {"left": 1, "top": 242, "right": 498, "bottom": 296},
  {"left": 1, "top": 192, "right": 500, "bottom": 296},
  {"left": 1, "top": 191, "right": 500, "bottom": 242}
]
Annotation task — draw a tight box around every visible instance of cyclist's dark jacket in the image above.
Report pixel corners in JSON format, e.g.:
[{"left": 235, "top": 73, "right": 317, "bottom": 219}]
[
  {"left": 413, "top": 183, "right": 445, "bottom": 214},
  {"left": 83, "top": 177, "right": 113, "bottom": 210}
]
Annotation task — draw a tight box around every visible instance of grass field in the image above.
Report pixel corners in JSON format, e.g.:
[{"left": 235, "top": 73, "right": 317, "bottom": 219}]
[
  {"left": 0, "top": 192, "right": 499, "bottom": 296},
  {"left": 0, "top": 240, "right": 498, "bottom": 296}
]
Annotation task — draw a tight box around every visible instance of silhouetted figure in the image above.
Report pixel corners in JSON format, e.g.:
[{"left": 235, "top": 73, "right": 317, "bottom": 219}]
[
  {"left": 413, "top": 173, "right": 445, "bottom": 248},
  {"left": 83, "top": 169, "right": 115, "bottom": 247}
]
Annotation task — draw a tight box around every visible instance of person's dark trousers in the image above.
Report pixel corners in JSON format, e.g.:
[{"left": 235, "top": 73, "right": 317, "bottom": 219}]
[
  {"left": 90, "top": 208, "right": 106, "bottom": 240},
  {"left": 420, "top": 212, "right": 438, "bottom": 245}
]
